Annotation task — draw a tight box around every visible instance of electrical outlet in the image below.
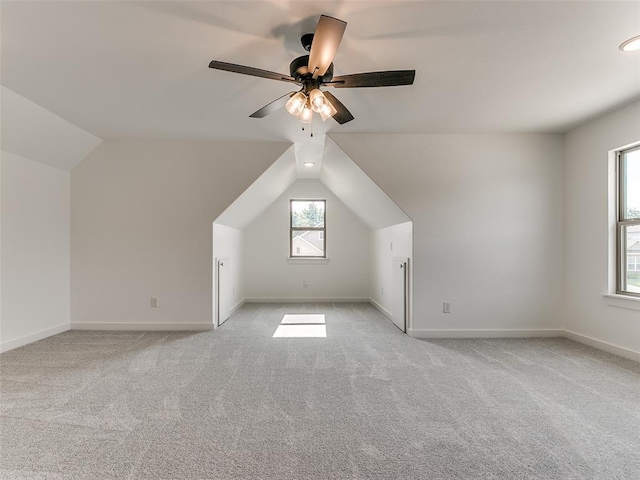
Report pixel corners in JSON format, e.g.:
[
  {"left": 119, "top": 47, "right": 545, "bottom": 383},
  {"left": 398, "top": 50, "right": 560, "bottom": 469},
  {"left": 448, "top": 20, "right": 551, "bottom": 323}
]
[
  {"left": 443, "top": 302, "right": 450, "bottom": 314},
  {"left": 381, "top": 287, "right": 384, "bottom": 296},
  {"left": 302, "top": 280, "right": 309, "bottom": 288},
  {"left": 390, "top": 242, "right": 394, "bottom": 251},
  {"left": 151, "top": 297, "right": 158, "bottom": 308}
]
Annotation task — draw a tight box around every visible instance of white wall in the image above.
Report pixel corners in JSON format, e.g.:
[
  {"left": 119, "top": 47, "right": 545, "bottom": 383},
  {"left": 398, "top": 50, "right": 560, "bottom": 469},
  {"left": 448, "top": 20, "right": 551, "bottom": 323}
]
[
  {"left": 370, "top": 222, "right": 413, "bottom": 321},
  {"left": 71, "top": 139, "right": 288, "bottom": 329},
  {"left": 332, "top": 134, "right": 564, "bottom": 336},
  {"left": 1, "top": 86, "right": 101, "bottom": 171},
  {"left": 563, "top": 101, "right": 640, "bottom": 358},
  {"left": 1, "top": 151, "right": 70, "bottom": 351},
  {"left": 0, "top": 153, "right": 2, "bottom": 338},
  {"left": 242, "top": 179, "right": 370, "bottom": 301},
  {"left": 212, "top": 223, "right": 244, "bottom": 324}
]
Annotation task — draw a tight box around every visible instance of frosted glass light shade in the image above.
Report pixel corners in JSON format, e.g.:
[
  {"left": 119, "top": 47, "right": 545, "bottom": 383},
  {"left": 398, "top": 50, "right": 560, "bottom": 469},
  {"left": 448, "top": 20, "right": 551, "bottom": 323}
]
[
  {"left": 299, "top": 104, "right": 313, "bottom": 123},
  {"left": 309, "top": 89, "right": 328, "bottom": 113},
  {"left": 286, "top": 92, "right": 307, "bottom": 116},
  {"left": 319, "top": 101, "right": 337, "bottom": 121}
]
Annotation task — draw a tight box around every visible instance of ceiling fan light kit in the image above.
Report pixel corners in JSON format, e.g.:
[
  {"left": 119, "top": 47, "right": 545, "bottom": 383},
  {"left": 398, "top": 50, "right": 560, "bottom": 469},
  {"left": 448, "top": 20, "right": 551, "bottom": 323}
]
[
  {"left": 284, "top": 88, "right": 335, "bottom": 123},
  {"left": 208, "top": 14, "right": 416, "bottom": 126}
]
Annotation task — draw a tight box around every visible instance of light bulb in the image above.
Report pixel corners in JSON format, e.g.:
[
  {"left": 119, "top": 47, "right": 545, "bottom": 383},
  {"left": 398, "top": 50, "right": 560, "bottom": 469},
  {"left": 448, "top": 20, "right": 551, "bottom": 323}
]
[
  {"left": 620, "top": 35, "right": 640, "bottom": 52},
  {"left": 286, "top": 92, "right": 307, "bottom": 117},
  {"left": 319, "top": 101, "right": 337, "bottom": 121},
  {"left": 299, "top": 104, "right": 313, "bottom": 123},
  {"left": 309, "top": 89, "right": 328, "bottom": 113}
]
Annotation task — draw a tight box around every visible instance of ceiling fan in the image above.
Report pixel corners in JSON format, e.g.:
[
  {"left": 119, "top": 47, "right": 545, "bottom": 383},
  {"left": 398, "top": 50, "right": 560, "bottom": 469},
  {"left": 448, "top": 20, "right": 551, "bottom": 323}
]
[{"left": 208, "top": 15, "right": 416, "bottom": 125}]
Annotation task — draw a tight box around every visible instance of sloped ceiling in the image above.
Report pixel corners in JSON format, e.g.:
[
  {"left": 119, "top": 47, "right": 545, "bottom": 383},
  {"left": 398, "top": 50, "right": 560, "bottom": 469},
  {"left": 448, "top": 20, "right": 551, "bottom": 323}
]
[
  {"left": 214, "top": 145, "right": 297, "bottom": 229},
  {"left": 1, "top": 1, "right": 639, "bottom": 144},
  {"left": 320, "top": 137, "right": 410, "bottom": 229},
  {"left": 1, "top": 86, "right": 101, "bottom": 171},
  {"left": 215, "top": 135, "right": 409, "bottom": 230}
]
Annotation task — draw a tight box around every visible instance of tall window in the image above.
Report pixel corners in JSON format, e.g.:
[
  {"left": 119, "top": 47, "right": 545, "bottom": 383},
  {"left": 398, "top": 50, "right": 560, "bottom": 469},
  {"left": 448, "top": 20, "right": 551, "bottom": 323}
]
[
  {"left": 617, "top": 146, "right": 640, "bottom": 296},
  {"left": 290, "top": 200, "right": 326, "bottom": 258}
]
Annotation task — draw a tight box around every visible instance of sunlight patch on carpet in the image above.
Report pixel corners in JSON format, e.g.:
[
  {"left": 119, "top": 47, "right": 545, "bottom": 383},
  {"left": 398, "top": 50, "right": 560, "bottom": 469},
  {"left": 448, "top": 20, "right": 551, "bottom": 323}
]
[
  {"left": 272, "top": 324, "right": 326, "bottom": 338},
  {"left": 273, "top": 314, "right": 327, "bottom": 337}
]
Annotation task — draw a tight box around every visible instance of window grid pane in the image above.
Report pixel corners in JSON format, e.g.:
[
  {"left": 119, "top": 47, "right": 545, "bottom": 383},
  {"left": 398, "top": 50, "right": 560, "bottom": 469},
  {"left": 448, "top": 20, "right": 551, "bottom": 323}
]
[
  {"left": 290, "top": 200, "right": 326, "bottom": 258},
  {"left": 291, "top": 200, "right": 325, "bottom": 228},
  {"left": 618, "top": 146, "right": 640, "bottom": 296},
  {"left": 623, "top": 224, "right": 640, "bottom": 294},
  {"left": 621, "top": 148, "right": 640, "bottom": 221},
  {"left": 291, "top": 230, "right": 325, "bottom": 257}
]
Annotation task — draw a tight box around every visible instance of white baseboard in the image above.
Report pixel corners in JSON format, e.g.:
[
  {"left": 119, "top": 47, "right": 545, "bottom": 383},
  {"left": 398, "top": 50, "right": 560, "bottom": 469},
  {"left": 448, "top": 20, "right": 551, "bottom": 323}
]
[
  {"left": 369, "top": 298, "right": 393, "bottom": 321},
  {"left": 408, "top": 328, "right": 564, "bottom": 339},
  {"left": 244, "top": 297, "right": 369, "bottom": 303},
  {"left": 229, "top": 298, "right": 246, "bottom": 316},
  {"left": 214, "top": 298, "right": 246, "bottom": 329},
  {"left": 407, "top": 328, "right": 639, "bottom": 362},
  {"left": 564, "top": 330, "right": 640, "bottom": 362},
  {"left": 6, "top": 317, "right": 637, "bottom": 366},
  {"left": 0, "top": 323, "right": 70, "bottom": 353},
  {"left": 70, "top": 322, "right": 213, "bottom": 331}
]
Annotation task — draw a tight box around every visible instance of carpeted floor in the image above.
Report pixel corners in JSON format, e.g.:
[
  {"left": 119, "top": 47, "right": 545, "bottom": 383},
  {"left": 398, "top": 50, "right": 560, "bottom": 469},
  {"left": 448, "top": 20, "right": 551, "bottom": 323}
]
[{"left": 1, "top": 303, "right": 639, "bottom": 479}]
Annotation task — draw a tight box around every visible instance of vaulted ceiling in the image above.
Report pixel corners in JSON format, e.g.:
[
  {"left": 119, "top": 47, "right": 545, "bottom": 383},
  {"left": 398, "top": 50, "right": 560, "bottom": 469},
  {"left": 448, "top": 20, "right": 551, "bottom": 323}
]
[
  {"left": 214, "top": 137, "right": 411, "bottom": 231},
  {"left": 2, "top": 1, "right": 639, "bottom": 144}
]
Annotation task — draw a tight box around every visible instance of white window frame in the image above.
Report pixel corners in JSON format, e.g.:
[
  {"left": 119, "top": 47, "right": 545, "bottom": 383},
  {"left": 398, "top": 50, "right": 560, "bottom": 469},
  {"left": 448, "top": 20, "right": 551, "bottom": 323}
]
[
  {"left": 290, "top": 199, "right": 326, "bottom": 258},
  {"left": 616, "top": 145, "right": 640, "bottom": 297}
]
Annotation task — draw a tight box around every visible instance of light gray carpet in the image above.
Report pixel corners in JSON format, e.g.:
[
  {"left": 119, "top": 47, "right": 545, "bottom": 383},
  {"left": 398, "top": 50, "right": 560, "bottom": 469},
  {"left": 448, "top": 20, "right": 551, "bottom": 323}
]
[{"left": 1, "top": 303, "right": 639, "bottom": 479}]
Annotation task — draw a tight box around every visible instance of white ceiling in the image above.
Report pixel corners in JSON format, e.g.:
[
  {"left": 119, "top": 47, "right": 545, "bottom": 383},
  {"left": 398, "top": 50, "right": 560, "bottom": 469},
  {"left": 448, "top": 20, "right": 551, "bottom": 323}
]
[
  {"left": 1, "top": 86, "right": 101, "bottom": 171},
  {"left": 1, "top": 1, "right": 639, "bottom": 143}
]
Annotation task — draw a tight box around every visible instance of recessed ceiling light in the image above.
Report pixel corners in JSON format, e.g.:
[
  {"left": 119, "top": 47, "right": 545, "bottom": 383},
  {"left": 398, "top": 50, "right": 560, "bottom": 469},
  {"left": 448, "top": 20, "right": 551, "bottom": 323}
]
[
  {"left": 303, "top": 161, "right": 315, "bottom": 167},
  {"left": 619, "top": 35, "right": 640, "bottom": 52}
]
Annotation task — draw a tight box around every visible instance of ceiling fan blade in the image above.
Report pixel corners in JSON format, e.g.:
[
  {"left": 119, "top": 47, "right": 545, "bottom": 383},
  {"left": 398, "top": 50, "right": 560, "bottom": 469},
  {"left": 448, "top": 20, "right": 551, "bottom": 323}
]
[
  {"left": 307, "top": 15, "right": 347, "bottom": 78},
  {"left": 209, "top": 60, "right": 297, "bottom": 83},
  {"left": 328, "top": 70, "right": 416, "bottom": 88},
  {"left": 323, "top": 91, "right": 354, "bottom": 125},
  {"left": 249, "top": 92, "right": 296, "bottom": 118}
]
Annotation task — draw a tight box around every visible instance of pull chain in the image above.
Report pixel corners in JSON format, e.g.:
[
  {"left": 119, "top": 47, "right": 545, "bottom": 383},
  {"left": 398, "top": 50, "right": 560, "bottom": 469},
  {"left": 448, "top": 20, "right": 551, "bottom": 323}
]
[{"left": 301, "top": 124, "right": 314, "bottom": 138}]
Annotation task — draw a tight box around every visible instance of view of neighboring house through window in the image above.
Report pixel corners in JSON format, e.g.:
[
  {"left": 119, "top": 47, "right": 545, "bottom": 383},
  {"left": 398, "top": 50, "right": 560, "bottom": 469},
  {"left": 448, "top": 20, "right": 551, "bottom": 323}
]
[
  {"left": 617, "top": 145, "right": 640, "bottom": 296},
  {"left": 290, "top": 200, "right": 326, "bottom": 257}
]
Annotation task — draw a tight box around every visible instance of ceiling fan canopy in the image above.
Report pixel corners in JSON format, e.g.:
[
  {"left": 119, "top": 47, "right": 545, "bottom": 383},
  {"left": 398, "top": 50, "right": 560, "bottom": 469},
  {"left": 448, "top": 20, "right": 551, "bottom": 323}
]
[{"left": 208, "top": 15, "right": 416, "bottom": 125}]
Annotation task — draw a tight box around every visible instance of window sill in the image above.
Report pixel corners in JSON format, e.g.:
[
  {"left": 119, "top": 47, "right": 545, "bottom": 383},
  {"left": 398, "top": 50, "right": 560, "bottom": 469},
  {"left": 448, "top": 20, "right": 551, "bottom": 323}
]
[
  {"left": 287, "top": 257, "right": 329, "bottom": 265},
  {"left": 602, "top": 293, "right": 640, "bottom": 311}
]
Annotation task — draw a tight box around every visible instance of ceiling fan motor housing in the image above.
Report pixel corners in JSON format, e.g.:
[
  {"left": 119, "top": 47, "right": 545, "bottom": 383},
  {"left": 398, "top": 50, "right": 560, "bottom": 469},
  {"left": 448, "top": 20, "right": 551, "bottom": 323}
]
[{"left": 289, "top": 55, "right": 334, "bottom": 84}]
